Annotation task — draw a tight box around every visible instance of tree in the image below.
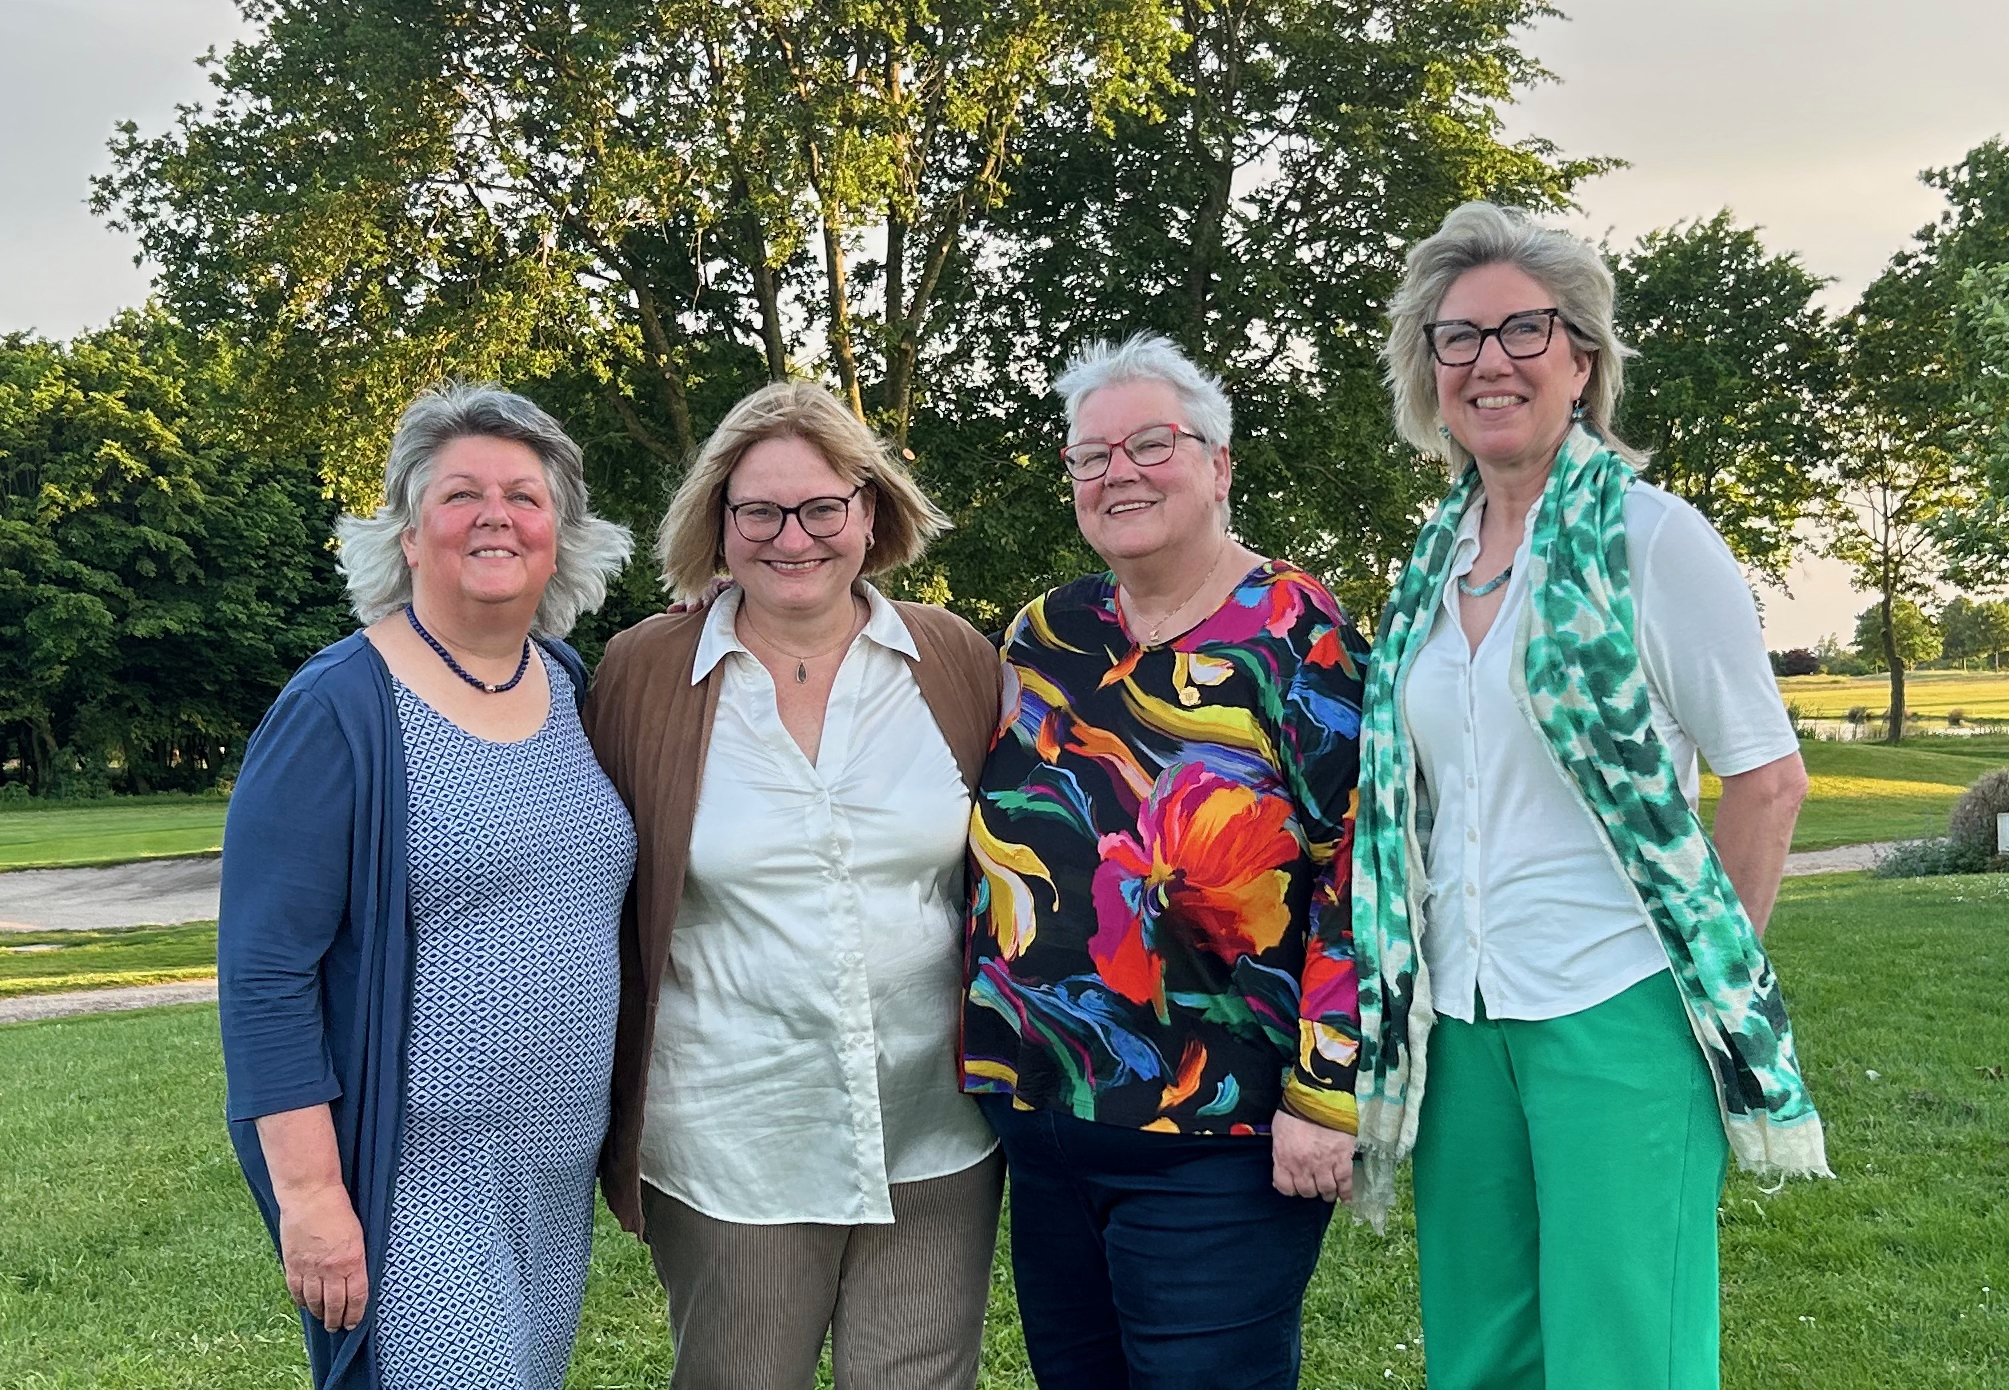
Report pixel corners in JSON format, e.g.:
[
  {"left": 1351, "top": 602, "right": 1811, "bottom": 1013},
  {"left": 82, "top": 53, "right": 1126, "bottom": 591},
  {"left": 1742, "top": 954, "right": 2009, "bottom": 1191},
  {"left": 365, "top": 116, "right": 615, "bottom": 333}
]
[
  {"left": 97, "top": 0, "right": 1598, "bottom": 631},
  {"left": 1826, "top": 198, "right": 1981, "bottom": 741},
  {"left": 1611, "top": 211, "right": 1831, "bottom": 584},
  {"left": 93, "top": 0, "right": 1182, "bottom": 525},
  {"left": 1851, "top": 599, "right": 1939, "bottom": 674},
  {"left": 912, "top": 0, "right": 1609, "bottom": 624},
  {"left": 0, "top": 310, "right": 345, "bottom": 795},
  {"left": 1943, "top": 595, "right": 2009, "bottom": 669},
  {"left": 1776, "top": 648, "right": 1820, "bottom": 677}
]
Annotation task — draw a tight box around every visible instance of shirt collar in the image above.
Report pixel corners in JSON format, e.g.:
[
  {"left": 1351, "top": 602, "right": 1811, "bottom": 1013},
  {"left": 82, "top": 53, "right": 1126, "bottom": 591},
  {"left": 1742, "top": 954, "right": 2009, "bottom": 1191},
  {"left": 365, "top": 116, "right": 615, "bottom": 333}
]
[{"left": 690, "top": 580, "right": 915, "bottom": 685}]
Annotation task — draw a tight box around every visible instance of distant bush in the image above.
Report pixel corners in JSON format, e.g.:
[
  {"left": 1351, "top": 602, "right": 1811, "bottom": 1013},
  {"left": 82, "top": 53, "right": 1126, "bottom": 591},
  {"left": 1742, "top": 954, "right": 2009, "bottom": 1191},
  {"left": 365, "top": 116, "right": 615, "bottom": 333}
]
[
  {"left": 1847, "top": 706, "right": 1871, "bottom": 724},
  {"left": 1947, "top": 708, "right": 1966, "bottom": 728},
  {"left": 1948, "top": 769, "right": 2009, "bottom": 860},
  {"left": 1778, "top": 648, "right": 1821, "bottom": 677},
  {"left": 1821, "top": 652, "right": 1872, "bottom": 676},
  {"left": 0, "top": 782, "right": 29, "bottom": 805},
  {"left": 1873, "top": 837, "right": 1994, "bottom": 878}
]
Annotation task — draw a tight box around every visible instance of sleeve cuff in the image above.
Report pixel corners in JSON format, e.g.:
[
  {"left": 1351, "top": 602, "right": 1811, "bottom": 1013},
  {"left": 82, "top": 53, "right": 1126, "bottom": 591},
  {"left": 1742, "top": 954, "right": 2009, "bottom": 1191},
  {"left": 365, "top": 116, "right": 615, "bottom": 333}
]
[{"left": 1281, "top": 1073, "right": 1358, "bottom": 1135}]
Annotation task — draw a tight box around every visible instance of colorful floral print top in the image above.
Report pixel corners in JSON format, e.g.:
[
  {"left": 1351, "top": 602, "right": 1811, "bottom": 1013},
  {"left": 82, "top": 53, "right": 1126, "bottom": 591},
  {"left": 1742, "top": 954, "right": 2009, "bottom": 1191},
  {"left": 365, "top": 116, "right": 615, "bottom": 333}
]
[{"left": 962, "top": 560, "right": 1368, "bottom": 1135}]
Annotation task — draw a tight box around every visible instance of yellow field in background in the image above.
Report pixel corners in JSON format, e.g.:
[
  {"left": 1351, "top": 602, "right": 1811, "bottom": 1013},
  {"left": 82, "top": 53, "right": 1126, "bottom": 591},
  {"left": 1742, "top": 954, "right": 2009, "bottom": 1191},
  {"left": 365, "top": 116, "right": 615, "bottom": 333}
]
[{"left": 1778, "top": 671, "right": 2009, "bottom": 719}]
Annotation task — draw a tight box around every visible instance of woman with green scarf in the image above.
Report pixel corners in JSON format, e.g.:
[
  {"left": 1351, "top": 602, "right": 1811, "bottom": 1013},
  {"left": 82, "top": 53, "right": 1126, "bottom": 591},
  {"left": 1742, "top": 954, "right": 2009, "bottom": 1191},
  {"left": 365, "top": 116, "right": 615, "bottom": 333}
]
[{"left": 1352, "top": 201, "right": 1831, "bottom": 1390}]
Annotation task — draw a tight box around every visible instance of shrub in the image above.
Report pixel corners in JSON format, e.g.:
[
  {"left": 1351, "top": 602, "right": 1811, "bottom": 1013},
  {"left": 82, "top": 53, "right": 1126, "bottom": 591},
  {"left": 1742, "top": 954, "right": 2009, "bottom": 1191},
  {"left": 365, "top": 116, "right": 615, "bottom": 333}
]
[
  {"left": 0, "top": 781, "right": 29, "bottom": 804},
  {"left": 1947, "top": 708, "right": 1966, "bottom": 728},
  {"left": 1947, "top": 768, "right": 2009, "bottom": 859},
  {"left": 1778, "top": 648, "right": 1821, "bottom": 677},
  {"left": 1873, "top": 837, "right": 1993, "bottom": 878},
  {"left": 1847, "top": 705, "right": 1870, "bottom": 725}
]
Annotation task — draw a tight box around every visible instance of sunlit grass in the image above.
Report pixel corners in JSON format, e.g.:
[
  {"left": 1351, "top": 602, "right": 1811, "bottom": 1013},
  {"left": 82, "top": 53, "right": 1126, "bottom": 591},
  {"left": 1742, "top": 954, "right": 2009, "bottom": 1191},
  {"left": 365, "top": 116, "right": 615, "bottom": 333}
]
[
  {"left": 2, "top": 875, "right": 2004, "bottom": 1387},
  {"left": 0, "top": 923, "right": 217, "bottom": 998},
  {"left": 0, "top": 802, "right": 226, "bottom": 871}
]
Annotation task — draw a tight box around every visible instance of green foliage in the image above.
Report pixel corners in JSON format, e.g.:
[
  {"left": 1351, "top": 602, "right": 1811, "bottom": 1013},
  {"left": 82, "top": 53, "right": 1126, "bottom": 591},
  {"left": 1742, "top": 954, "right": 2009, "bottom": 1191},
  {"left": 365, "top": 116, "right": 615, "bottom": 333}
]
[
  {"left": 1612, "top": 212, "right": 1831, "bottom": 584},
  {"left": 0, "top": 310, "right": 346, "bottom": 796},
  {"left": 915, "top": 0, "right": 1609, "bottom": 624},
  {"left": 1852, "top": 599, "right": 1941, "bottom": 671},
  {"left": 93, "top": 0, "right": 1602, "bottom": 633},
  {"left": 1940, "top": 595, "right": 2009, "bottom": 666},
  {"left": 1947, "top": 766, "right": 2009, "bottom": 859},
  {"left": 1872, "top": 836, "right": 1994, "bottom": 879}
]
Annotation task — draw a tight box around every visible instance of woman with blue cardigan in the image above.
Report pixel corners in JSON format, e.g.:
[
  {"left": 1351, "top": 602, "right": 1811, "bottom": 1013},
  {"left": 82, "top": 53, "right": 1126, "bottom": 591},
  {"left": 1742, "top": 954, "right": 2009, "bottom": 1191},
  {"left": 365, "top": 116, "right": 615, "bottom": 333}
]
[{"left": 217, "top": 384, "right": 635, "bottom": 1389}]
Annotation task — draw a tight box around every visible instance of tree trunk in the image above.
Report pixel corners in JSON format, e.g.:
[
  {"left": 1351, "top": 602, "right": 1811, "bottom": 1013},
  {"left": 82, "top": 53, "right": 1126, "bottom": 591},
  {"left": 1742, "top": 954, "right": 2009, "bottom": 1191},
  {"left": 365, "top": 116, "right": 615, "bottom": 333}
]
[
  {"left": 820, "top": 208, "right": 866, "bottom": 421},
  {"left": 730, "top": 175, "right": 788, "bottom": 381},
  {"left": 1880, "top": 588, "right": 1906, "bottom": 744}
]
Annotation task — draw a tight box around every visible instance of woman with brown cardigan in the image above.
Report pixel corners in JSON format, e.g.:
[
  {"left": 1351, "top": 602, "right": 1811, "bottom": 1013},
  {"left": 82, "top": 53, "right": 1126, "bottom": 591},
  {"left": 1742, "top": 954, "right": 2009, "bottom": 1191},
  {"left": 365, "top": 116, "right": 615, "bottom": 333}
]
[{"left": 582, "top": 382, "right": 1004, "bottom": 1390}]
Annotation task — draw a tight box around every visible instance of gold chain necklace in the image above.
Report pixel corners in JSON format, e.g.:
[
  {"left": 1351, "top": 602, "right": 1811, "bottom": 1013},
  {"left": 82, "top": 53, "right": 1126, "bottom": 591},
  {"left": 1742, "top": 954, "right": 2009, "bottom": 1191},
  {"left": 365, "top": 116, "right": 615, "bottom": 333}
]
[
  {"left": 739, "top": 599, "right": 863, "bottom": 684},
  {"left": 1126, "top": 542, "right": 1230, "bottom": 647}
]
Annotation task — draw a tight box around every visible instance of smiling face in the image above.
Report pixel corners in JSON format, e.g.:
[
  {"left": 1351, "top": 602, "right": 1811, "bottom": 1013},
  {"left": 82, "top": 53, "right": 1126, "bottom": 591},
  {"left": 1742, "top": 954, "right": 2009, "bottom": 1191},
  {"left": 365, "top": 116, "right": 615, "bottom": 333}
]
[
  {"left": 721, "top": 434, "right": 873, "bottom": 621},
  {"left": 1070, "top": 378, "right": 1230, "bottom": 568},
  {"left": 400, "top": 434, "right": 559, "bottom": 616},
  {"left": 1432, "top": 261, "right": 1593, "bottom": 475}
]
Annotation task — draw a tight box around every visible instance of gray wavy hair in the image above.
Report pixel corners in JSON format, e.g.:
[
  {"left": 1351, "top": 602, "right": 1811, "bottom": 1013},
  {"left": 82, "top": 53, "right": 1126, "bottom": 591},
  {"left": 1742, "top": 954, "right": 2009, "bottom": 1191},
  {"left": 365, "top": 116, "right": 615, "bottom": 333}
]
[
  {"left": 334, "top": 384, "right": 634, "bottom": 636},
  {"left": 1383, "top": 201, "right": 1641, "bottom": 467},
  {"left": 1054, "top": 333, "right": 1233, "bottom": 449}
]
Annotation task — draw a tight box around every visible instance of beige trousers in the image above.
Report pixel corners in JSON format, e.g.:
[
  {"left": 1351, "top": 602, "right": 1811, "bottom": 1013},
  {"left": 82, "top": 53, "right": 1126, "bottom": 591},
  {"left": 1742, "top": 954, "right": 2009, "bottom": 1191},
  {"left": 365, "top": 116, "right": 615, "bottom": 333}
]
[{"left": 640, "top": 1150, "right": 1005, "bottom": 1390}]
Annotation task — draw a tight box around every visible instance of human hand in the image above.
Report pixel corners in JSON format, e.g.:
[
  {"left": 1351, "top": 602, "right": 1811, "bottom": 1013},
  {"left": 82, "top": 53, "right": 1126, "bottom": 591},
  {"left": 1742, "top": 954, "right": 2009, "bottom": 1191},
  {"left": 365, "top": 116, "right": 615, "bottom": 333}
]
[
  {"left": 1270, "top": 1108, "right": 1356, "bottom": 1204},
  {"left": 665, "top": 577, "right": 732, "bottom": 614},
  {"left": 276, "top": 1184, "right": 369, "bottom": 1330}
]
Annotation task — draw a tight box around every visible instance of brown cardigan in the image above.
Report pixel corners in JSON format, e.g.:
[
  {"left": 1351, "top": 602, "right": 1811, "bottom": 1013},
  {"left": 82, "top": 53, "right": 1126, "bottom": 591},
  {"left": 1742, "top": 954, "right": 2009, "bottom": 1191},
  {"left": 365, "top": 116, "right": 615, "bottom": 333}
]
[{"left": 580, "top": 599, "right": 1003, "bottom": 1237}]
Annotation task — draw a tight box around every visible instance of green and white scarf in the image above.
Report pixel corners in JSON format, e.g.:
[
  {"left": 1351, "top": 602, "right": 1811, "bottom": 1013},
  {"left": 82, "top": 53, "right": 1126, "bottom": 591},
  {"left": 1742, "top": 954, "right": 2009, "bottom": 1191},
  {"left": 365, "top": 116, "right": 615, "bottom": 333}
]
[{"left": 1351, "top": 423, "right": 1831, "bottom": 1228}]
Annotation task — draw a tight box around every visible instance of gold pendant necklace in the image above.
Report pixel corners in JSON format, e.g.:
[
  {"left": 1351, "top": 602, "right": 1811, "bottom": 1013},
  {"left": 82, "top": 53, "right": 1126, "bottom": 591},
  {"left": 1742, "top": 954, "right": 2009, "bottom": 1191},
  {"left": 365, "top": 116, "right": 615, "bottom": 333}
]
[
  {"left": 740, "top": 600, "right": 862, "bottom": 683},
  {"left": 1127, "top": 542, "right": 1231, "bottom": 647}
]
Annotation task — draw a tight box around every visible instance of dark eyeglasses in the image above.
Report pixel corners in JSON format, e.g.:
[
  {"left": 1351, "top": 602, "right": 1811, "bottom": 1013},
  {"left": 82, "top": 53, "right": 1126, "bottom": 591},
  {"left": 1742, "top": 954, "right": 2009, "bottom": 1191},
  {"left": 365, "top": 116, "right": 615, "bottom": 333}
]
[
  {"left": 725, "top": 487, "right": 862, "bottom": 542},
  {"left": 1423, "top": 308, "right": 1568, "bottom": 367},
  {"left": 1059, "top": 423, "right": 1204, "bottom": 481}
]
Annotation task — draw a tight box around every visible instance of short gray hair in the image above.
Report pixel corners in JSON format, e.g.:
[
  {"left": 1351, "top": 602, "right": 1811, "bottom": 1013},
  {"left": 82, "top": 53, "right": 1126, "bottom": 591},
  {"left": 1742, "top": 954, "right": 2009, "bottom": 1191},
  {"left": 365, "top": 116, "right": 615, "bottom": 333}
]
[
  {"left": 1383, "top": 201, "right": 1641, "bottom": 467},
  {"left": 334, "top": 384, "right": 634, "bottom": 636},
  {"left": 1054, "top": 333, "right": 1233, "bottom": 449}
]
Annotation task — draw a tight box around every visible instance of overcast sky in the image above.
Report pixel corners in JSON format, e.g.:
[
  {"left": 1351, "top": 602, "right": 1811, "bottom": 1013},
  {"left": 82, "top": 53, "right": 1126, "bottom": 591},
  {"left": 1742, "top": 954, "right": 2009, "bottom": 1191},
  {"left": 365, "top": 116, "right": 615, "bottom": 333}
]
[{"left": 4, "top": 0, "right": 2004, "bottom": 645}]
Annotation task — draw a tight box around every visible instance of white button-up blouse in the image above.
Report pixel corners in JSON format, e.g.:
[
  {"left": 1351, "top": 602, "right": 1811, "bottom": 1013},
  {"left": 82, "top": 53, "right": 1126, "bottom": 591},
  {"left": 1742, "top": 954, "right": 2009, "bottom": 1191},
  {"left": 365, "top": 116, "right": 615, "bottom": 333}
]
[
  {"left": 638, "top": 584, "right": 999, "bottom": 1224},
  {"left": 1400, "top": 483, "right": 1800, "bottom": 1024}
]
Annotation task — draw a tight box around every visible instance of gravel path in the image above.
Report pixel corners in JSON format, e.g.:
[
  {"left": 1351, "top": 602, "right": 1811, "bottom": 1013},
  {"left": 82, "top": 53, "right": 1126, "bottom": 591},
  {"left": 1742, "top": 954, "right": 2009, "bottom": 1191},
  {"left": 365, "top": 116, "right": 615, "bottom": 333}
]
[
  {"left": 1781, "top": 842, "right": 1894, "bottom": 876},
  {"left": 0, "top": 857, "right": 221, "bottom": 932},
  {"left": 0, "top": 979, "right": 218, "bottom": 1025}
]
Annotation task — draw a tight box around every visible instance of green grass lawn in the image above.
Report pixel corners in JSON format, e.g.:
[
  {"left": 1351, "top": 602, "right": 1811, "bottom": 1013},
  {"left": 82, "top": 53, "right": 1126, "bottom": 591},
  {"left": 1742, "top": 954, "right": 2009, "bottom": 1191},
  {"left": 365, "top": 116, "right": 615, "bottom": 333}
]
[
  {"left": 2, "top": 874, "right": 2003, "bottom": 1387},
  {"left": 1701, "top": 735, "right": 2009, "bottom": 851},
  {"left": 1779, "top": 670, "right": 2009, "bottom": 722},
  {"left": 0, "top": 922, "right": 218, "bottom": 998},
  {"left": 0, "top": 800, "right": 227, "bottom": 871}
]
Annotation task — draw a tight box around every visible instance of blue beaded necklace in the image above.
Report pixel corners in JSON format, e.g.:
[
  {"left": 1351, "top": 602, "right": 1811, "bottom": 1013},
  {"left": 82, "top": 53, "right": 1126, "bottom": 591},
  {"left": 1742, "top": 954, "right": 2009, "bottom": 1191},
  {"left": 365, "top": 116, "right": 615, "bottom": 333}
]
[
  {"left": 1455, "top": 564, "right": 1513, "bottom": 599},
  {"left": 405, "top": 604, "right": 531, "bottom": 693}
]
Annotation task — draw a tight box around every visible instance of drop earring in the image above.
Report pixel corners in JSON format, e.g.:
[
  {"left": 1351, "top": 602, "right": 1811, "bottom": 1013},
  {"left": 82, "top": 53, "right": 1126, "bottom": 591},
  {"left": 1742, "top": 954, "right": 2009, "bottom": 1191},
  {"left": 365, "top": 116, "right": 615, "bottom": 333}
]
[{"left": 1570, "top": 397, "right": 1587, "bottom": 423}]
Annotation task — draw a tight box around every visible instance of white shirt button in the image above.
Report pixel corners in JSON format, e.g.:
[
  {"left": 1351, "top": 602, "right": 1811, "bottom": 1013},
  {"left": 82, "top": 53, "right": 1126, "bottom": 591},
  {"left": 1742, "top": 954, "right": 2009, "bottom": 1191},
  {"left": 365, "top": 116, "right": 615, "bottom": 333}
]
[
  {"left": 1464, "top": 882, "right": 1477, "bottom": 897},
  {"left": 1467, "top": 828, "right": 1479, "bottom": 842}
]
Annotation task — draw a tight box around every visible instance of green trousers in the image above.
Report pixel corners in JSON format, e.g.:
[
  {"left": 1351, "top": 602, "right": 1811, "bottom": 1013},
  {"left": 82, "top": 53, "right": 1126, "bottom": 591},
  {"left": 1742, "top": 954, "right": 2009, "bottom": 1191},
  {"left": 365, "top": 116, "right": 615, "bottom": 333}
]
[{"left": 1412, "top": 970, "right": 1730, "bottom": 1390}]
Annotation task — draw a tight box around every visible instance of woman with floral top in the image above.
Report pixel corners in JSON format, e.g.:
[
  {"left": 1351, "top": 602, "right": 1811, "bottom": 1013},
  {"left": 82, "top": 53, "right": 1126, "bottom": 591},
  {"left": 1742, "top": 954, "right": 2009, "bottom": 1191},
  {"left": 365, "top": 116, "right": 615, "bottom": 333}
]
[{"left": 962, "top": 334, "right": 1368, "bottom": 1389}]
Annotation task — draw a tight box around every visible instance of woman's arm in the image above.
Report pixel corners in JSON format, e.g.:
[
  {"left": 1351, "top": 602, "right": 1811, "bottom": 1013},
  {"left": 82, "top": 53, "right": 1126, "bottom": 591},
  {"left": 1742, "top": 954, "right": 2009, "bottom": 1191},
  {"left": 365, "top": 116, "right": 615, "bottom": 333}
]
[
  {"left": 254, "top": 1106, "right": 369, "bottom": 1330},
  {"left": 1271, "top": 596, "right": 1372, "bottom": 1202},
  {"left": 1711, "top": 752, "right": 1808, "bottom": 937},
  {"left": 218, "top": 679, "right": 367, "bottom": 1326}
]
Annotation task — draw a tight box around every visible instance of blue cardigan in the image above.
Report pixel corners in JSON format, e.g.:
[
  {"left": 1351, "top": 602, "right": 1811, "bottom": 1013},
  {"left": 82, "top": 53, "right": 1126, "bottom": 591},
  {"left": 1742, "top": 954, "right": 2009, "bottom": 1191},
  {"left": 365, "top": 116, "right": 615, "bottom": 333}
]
[{"left": 217, "top": 630, "right": 588, "bottom": 1389}]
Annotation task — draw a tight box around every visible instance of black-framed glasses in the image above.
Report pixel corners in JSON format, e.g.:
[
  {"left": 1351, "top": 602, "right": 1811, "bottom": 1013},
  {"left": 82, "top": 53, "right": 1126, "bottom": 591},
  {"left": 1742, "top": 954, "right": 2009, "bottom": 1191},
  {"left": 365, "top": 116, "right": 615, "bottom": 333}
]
[
  {"left": 1423, "top": 308, "right": 1567, "bottom": 367},
  {"left": 1060, "top": 423, "right": 1204, "bottom": 481},
  {"left": 725, "top": 486, "right": 862, "bottom": 542}
]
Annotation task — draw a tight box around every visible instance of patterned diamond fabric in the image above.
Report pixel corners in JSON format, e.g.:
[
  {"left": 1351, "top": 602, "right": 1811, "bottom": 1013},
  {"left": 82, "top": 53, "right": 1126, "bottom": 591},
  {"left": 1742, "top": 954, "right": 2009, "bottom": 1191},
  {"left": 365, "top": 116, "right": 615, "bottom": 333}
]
[{"left": 375, "top": 655, "right": 635, "bottom": 1389}]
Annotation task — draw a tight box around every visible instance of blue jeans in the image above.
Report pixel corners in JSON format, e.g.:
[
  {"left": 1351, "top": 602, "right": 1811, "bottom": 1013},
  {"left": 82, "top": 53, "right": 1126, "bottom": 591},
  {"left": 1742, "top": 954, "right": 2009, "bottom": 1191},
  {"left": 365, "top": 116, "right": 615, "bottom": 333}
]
[{"left": 978, "top": 1095, "right": 1334, "bottom": 1390}]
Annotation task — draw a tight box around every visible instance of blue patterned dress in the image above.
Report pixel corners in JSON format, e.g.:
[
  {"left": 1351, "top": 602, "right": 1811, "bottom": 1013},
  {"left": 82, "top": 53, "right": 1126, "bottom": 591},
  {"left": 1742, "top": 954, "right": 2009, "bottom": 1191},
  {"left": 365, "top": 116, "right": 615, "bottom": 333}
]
[{"left": 375, "top": 654, "right": 635, "bottom": 1389}]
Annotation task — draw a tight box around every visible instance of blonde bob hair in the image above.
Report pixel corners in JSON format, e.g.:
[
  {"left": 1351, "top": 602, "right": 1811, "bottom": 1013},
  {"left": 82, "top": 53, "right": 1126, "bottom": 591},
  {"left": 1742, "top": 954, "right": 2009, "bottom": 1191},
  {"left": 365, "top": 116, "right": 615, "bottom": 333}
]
[
  {"left": 1383, "top": 201, "right": 1642, "bottom": 467},
  {"left": 655, "top": 381, "right": 950, "bottom": 597}
]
